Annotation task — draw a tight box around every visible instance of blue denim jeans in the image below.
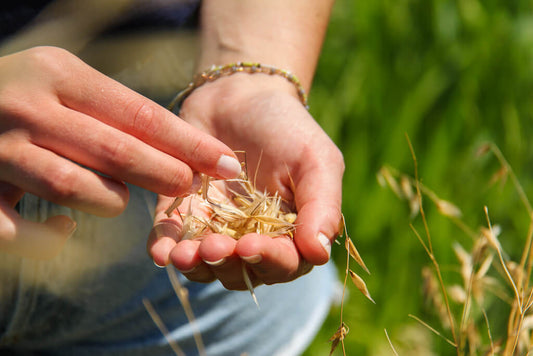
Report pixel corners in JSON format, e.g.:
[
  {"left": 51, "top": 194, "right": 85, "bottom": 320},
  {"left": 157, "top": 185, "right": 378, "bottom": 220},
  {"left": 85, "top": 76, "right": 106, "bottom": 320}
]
[{"left": 0, "top": 185, "right": 337, "bottom": 355}]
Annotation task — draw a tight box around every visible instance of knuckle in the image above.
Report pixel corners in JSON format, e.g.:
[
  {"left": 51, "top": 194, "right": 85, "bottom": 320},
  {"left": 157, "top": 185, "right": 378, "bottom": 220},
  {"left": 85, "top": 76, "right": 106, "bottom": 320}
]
[
  {"left": 0, "top": 48, "right": 74, "bottom": 125},
  {"left": 165, "top": 166, "right": 192, "bottom": 196},
  {"left": 25, "top": 46, "right": 74, "bottom": 77},
  {"left": 27, "top": 45, "right": 70, "bottom": 58},
  {"left": 331, "top": 146, "right": 345, "bottom": 171},
  {"left": 41, "top": 164, "right": 80, "bottom": 203},
  {"left": 306, "top": 141, "right": 345, "bottom": 177},
  {"left": 189, "top": 136, "right": 209, "bottom": 162},
  {"left": 320, "top": 142, "right": 345, "bottom": 174},
  {"left": 126, "top": 100, "right": 160, "bottom": 139},
  {"left": 100, "top": 136, "right": 134, "bottom": 170},
  {"left": 333, "top": 143, "right": 344, "bottom": 158}
]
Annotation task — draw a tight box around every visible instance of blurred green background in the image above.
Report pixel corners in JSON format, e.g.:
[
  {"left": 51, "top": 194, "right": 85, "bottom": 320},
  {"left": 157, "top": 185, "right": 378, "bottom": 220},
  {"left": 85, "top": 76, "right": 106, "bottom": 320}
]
[
  {"left": 6, "top": 0, "right": 533, "bottom": 354},
  {"left": 304, "top": 0, "right": 533, "bottom": 355}
]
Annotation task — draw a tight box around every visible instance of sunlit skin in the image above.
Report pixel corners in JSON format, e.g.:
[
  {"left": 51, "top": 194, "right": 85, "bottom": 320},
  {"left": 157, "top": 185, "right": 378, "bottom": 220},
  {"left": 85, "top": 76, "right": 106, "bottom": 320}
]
[
  {"left": 0, "top": 46, "right": 240, "bottom": 259},
  {"left": 0, "top": 0, "right": 344, "bottom": 292},
  {"left": 148, "top": 0, "right": 343, "bottom": 289},
  {"left": 148, "top": 73, "right": 344, "bottom": 289}
]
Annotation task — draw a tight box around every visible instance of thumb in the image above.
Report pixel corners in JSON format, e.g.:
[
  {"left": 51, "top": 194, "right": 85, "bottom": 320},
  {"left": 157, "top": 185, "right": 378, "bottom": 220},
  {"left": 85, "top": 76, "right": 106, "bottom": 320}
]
[{"left": 292, "top": 157, "right": 344, "bottom": 265}]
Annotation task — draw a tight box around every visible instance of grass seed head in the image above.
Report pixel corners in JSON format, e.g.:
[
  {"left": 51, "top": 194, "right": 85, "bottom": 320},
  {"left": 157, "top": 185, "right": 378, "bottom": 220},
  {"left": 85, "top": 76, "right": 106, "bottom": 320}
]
[
  {"left": 436, "top": 199, "right": 462, "bottom": 218},
  {"left": 349, "top": 269, "right": 375, "bottom": 304},
  {"left": 329, "top": 322, "right": 349, "bottom": 356},
  {"left": 171, "top": 171, "right": 297, "bottom": 241},
  {"left": 345, "top": 237, "right": 370, "bottom": 274}
]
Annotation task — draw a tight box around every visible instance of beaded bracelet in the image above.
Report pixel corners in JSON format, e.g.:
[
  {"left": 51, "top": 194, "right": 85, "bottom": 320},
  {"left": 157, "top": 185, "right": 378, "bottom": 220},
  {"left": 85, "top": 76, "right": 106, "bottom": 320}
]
[{"left": 168, "top": 62, "right": 309, "bottom": 111}]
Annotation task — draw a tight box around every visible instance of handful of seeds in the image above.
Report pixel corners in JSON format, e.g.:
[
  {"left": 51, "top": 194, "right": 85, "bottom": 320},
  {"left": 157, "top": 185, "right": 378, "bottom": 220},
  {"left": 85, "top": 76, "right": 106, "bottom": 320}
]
[
  {"left": 156, "top": 159, "right": 372, "bottom": 354},
  {"left": 164, "top": 168, "right": 297, "bottom": 305},
  {"left": 164, "top": 171, "right": 297, "bottom": 239}
]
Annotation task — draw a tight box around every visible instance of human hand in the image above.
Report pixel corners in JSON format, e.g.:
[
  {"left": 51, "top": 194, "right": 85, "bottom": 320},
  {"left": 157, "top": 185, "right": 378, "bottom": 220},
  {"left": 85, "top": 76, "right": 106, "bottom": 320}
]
[
  {"left": 0, "top": 46, "right": 241, "bottom": 259},
  {"left": 148, "top": 74, "right": 344, "bottom": 289}
]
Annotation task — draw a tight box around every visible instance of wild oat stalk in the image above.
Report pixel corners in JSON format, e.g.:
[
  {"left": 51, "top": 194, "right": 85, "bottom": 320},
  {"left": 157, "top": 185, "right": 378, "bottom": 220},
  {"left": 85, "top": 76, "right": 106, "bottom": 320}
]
[
  {"left": 166, "top": 266, "right": 206, "bottom": 355},
  {"left": 152, "top": 157, "right": 372, "bottom": 355},
  {"left": 379, "top": 140, "right": 533, "bottom": 355},
  {"left": 142, "top": 298, "right": 187, "bottom": 356},
  {"left": 406, "top": 135, "right": 459, "bottom": 354},
  {"left": 476, "top": 143, "right": 533, "bottom": 355},
  {"left": 329, "top": 215, "right": 373, "bottom": 356},
  {"left": 385, "top": 328, "right": 400, "bottom": 356},
  {"left": 142, "top": 267, "right": 206, "bottom": 356}
]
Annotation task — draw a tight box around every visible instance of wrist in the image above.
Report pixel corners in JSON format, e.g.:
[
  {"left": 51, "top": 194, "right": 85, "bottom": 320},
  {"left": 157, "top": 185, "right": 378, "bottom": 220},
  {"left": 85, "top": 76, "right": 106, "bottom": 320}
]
[
  {"left": 177, "top": 71, "right": 306, "bottom": 135},
  {"left": 210, "top": 70, "right": 299, "bottom": 98},
  {"left": 198, "top": 0, "right": 335, "bottom": 91},
  {"left": 169, "top": 63, "right": 309, "bottom": 113}
]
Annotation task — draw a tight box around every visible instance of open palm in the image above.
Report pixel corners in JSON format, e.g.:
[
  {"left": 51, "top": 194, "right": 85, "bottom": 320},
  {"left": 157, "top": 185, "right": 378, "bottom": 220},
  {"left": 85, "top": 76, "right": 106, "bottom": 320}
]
[{"left": 148, "top": 74, "right": 344, "bottom": 289}]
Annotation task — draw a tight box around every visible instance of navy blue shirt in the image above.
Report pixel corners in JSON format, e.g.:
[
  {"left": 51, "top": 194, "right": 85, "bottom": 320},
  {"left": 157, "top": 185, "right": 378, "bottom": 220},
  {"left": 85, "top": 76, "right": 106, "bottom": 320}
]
[{"left": 0, "top": 0, "right": 200, "bottom": 41}]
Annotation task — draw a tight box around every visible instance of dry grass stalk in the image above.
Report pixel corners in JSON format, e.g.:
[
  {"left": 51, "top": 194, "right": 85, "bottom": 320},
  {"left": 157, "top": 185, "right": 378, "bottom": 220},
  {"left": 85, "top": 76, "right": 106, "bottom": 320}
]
[
  {"left": 166, "top": 266, "right": 206, "bottom": 355},
  {"left": 142, "top": 159, "right": 302, "bottom": 354},
  {"left": 142, "top": 267, "right": 207, "bottom": 356},
  {"left": 381, "top": 140, "right": 533, "bottom": 355},
  {"left": 385, "top": 328, "right": 400, "bottom": 356},
  {"left": 407, "top": 135, "right": 459, "bottom": 353},
  {"left": 159, "top": 156, "right": 371, "bottom": 355},
  {"left": 165, "top": 165, "right": 298, "bottom": 306},
  {"left": 408, "top": 314, "right": 457, "bottom": 348},
  {"left": 142, "top": 298, "right": 187, "bottom": 356},
  {"left": 167, "top": 172, "right": 297, "bottom": 240},
  {"left": 330, "top": 215, "right": 373, "bottom": 356},
  {"left": 377, "top": 166, "right": 463, "bottom": 221}
]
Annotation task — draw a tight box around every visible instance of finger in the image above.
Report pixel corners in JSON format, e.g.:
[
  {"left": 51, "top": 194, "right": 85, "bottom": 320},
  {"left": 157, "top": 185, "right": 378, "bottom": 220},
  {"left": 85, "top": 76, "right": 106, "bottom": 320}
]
[
  {"left": 0, "top": 201, "right": 76, "bottom": 259},
  {"left": 30, "top": 104, "right": 198, "bottom": 197},
  {"left": 0, "top": 182, "right": 24, "bottom": 207},
  {"left": 147, "top": 221, "right": 181, "bottom": 267},
  {"left": 147, "top": 194, "right": 205, "bottom": 265},
  {"left": 51, "top": 51, "right": 241, "bottom": 179},
  {"left": 0, "top": 138, "right": 129, "bottom": 217},
  {"left": 198, "top": 234, "right": 251, "bottom": 290},
  {"left": 292, "top": 151, "right": 344, "bottom": 265},
  {"left": 169, "top": 239, "right": 216, "bottom": 283},
  {"left": 236, "top": 233, "right": 302, "bottom": 284},
  {"left": 148, "top": 195, "right": 211, "bottom": 279}
]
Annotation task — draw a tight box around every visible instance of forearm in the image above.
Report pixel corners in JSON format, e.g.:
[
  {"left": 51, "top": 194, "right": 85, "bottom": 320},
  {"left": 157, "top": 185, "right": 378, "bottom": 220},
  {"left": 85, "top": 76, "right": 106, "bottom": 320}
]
[
  {"left": 197, "top": 0, "right": 334, "bottom": 91},
  {"left": 158, "top": 2, "right": 343, "bottom": 284}
]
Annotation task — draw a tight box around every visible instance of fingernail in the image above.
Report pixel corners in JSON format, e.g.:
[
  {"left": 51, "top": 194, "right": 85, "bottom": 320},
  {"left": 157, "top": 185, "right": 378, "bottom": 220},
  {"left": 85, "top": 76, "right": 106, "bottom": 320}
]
[
  {"left": 150, "top": 236, "right": 175, "bottom": 267},
  {"left": 204, "top": 257, "right": 226, "bottom": 266},
  {"left": 216, "top": 155, "right": 242, "bottom": 179},
  {"left": 241, "top": 255, "right": 262, "bottom": 264},
  {"left": 187, "top": 172, "right": 202, "bottom": 195},
  {"left": 154, "top": 260, "right": 167, "bottom": 268},
  {"left": 317, "top": 232, "right": 331, "bottom": 258}
]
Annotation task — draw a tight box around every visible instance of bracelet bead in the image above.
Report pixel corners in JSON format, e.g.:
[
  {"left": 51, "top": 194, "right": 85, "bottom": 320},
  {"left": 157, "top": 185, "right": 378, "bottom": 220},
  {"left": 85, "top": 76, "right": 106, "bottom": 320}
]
[{"left": 168, "top": 62, "right": 309, "bottom": 111}]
